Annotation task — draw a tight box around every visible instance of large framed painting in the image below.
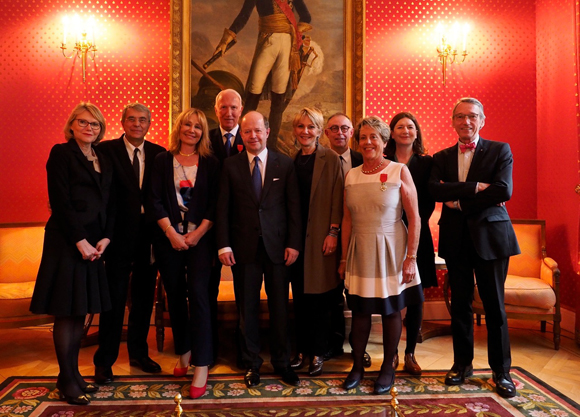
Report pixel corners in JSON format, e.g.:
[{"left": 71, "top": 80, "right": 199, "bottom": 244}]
[{"left": 170, "top": 0, "right": 364, "bottom": 155}]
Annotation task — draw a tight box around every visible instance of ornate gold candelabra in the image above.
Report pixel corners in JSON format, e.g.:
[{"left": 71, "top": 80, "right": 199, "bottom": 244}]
[
  {"left": 61, "top": 16, "right": 97, "bottom": 83},
  {"left": 436, "top": 23, "right": 469, "bottom": 85}
]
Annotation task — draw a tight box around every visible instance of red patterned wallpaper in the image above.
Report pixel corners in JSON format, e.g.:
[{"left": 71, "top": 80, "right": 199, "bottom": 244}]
[
  {"left": 364, "top": 0, "right": 538, "bottom": 302},
  {"left": 0, "top": 0, "right": 170, "bottom": 223},
  {"left": 536, "top": 0, "right": 579, "bottom": 310}
]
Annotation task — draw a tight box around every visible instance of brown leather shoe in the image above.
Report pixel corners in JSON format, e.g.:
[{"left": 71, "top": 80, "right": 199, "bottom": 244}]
[
  {"left": 392, "top": 353, "right": 399, "bottom": 370},
  {"left": 403, "top": 353, "right": 422, "bottom": 375}
]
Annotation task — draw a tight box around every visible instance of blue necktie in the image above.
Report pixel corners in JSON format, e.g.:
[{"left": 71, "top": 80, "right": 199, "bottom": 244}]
[
  {"left": 224, "top": 132, "right": 233, "bottom": 157},
  {"left": 252, "top": 156, "right": 262, "bottom": 200}
]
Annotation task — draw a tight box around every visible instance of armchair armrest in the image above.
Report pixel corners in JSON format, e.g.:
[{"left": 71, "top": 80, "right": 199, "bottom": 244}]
[{"left": 540, "top": 257, "right": 560, "bottom": 288}]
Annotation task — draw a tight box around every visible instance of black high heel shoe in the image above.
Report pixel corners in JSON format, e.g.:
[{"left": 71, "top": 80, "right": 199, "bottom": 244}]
[
  {"left": 57, "top": 382, "right": 92, "bottom": 405},
  {"left": 343, "top": 369, "right": 364, "bottom": 390},
  {"left": 373, "top": 372, "right": 395, "bottom": 395},
  {"left": 82, "top": 383, "right": 99, "bottom": 393}
]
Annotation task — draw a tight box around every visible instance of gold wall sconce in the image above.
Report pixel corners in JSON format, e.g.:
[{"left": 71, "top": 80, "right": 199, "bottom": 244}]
[
  {"left": 61, "top": 15, "right": 97, "bottom": 82},
  {"left": 436, "top": 23, "right": 470, "bottom": 85}
]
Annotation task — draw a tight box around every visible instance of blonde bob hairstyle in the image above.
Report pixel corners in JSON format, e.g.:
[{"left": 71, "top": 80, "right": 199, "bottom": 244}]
[
  {"left": 168, "top": 108, "right": 212, "bottom": 158},
  {"left": 292, "top": 107, "right": 324, "bottom": 135},
  {"left": 63, "top": 102, "right": 107, "bottom": 144}
]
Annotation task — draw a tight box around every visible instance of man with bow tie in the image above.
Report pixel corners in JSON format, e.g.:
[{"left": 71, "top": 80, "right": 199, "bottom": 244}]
[{"left": 429, "top": 97, "right": 520, "bottom": 399}]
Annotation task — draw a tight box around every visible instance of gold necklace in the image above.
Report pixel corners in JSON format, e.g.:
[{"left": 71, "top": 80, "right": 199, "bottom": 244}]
[
  {"left": 179, "top": 149, "right": 196, "bottom": 157},
  {"left": 361, "top": 159, "right": 384, "bottom": 174}
]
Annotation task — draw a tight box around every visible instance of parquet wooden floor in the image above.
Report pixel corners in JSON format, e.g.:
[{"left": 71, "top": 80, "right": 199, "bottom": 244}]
[{"left": 1, "top": 319, "right": 579, "bottom": 403}]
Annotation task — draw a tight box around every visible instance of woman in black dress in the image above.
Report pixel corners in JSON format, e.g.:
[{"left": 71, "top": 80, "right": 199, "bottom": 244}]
[
  {"left": 150, "top": 108, "right": 219, "bottom": 399},
  {"left": 386, "top": 112, "right": 437, "bottom": 375},
  {"left": 30, "top": 103, "right": 113, "bottom": 405}
]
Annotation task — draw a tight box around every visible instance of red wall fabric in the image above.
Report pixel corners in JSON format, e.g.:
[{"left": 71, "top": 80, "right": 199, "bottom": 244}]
[
  {"left": 536, "top": 0, "right": 579, "bottom": 310},
  {"left": 364, "top": 0, "right": 538, "bottom": 302},
  {"left": 0, "top": 0, "right": 170, "bottom": 223}
]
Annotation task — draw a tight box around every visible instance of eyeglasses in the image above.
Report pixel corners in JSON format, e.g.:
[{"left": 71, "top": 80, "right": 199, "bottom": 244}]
[
  {"left": 126, "top": 116, "right": 149, "bottom": 124},
  {"left": 76, "top": 119, "right": 101, "bottom": 130},
  {"left": 328, "top": 125, "right": 352, "bottom": 133},
  {"left": 453, "top": 113, "right": 479, "bottom": 121}
]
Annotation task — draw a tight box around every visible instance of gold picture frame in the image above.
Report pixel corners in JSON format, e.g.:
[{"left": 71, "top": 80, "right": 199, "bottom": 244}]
[{"left": 169, "top": 0, "right": 364, "bottom": 141}]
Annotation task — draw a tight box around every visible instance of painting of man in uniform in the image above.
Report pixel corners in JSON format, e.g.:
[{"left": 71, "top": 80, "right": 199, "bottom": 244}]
[{"left": 190, "top": 0, "right": 345, "bottom": 155}]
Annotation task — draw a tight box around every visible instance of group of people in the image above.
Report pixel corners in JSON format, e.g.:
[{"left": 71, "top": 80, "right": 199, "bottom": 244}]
[{"left": 30, "top": 93, "right": 520, "bottom": 405}]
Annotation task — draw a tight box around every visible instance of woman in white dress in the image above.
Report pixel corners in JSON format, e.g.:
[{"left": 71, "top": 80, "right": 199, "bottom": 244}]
[{"left": 338, "top": 116, "right": 423, "bottom": 394}]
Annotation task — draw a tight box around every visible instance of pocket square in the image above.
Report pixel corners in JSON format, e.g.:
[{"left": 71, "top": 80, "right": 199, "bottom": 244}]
[{"left": 273, "top": 178, "right": 280, "bottom": 182}]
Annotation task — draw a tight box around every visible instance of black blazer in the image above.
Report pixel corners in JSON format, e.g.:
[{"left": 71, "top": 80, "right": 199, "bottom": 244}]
[
  {"left": 209, "top": 127, "right": 245, "bottom": 163},
  {"left": 149, "top": 151, "right": 220, "bottom": 233},
  {"left": 216, "top": 149, "right": 302, "bottom": 264},
  {"left": 429, "top": 138, "right": 520, "bottom": 261},
  {"left": 98, "top": 136, "right": 165, "bottom": 256},
  {"left": 350, "top": 149, "right": 363, "bottom": 168},
  {"left": 45, "top": 140, "right": 114, "bottom": 244}
]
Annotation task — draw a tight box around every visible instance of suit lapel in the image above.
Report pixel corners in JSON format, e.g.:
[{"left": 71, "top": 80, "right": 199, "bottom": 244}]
[
  {"left": 446, "top": 146, "right": 460, "bottom": 181},
  {"left": 466, "top": 138, "right": 488, "bottom": 181},
  {"left": 261, "top": 150, "right": 279, "bottom": 204},
  {"left": 309, "top": 145, "right": 325, "bottom": 206},
  {"left": 70, "top": 140, "right": 103, "bottom": 191},
  {"left": 115, "top": 136, "right": 140, "bottom": 188},
  {"left": 235, "top": 152, "right": 260, "bottom": 206}
]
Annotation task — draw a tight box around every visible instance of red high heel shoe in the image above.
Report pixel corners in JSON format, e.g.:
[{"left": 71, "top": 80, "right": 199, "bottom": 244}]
[
  {"left": 190, "top": 375, "right": 208, "bottom": 399},
  {"left": 173, "top": 354, "right": 191, "bottom": 377}
]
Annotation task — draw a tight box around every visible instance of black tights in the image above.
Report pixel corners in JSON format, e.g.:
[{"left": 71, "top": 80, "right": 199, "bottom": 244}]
[
  {"left": 349, "top": 311, "right": 402, "bottom": 386},
  {"left": 404, "top": 302, "right": 423, "bottom": 354},
  {"left": 53, "top": 315, "right": 87, "bottom": 396}
]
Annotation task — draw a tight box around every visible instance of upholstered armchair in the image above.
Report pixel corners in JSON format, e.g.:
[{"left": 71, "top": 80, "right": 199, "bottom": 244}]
[
  {"left": 473, "top": 219, "right": 561, "bottom": 350},
  {"left": 0, "top": 223, "right": 53, "bottom": 328}
]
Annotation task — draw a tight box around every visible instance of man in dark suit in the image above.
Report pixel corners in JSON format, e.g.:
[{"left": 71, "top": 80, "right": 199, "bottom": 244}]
[
  {"left": 429, "top": 97, "right": 520, "bottom": 398},
  {"left": 322, "top": 112, "right": 370, "bottom": 367},
  {"left": 208, "top": 88, "right": 245, "bottom": 365},
  {"left": 216, "top": 111, "right": 302, "bottom": 388},
  {"left": 93, "top": 103, "right": 165, "bottom": 384}
]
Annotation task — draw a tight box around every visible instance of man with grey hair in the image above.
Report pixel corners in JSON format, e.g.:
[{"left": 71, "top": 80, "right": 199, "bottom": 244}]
[
  {"left": 429, "top": 97, "right": 520, "bottom": 398},
  {"left": 94, "top": 103, "right": 165, "bottom": 383},
  {"left": 209, "top": 89, "right": 245, "bottom": 162}
]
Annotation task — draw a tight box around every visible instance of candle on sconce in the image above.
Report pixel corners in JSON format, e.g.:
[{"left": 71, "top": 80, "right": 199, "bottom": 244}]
[
  {"left": 62, "top": 16, "right": 69, "bottom": 45},
  {"left": 451, "top": 22, "right": 460, "bottom": 52},
  {"left": 462, "top": 23, "right": 470, "bottom": 53},
  {"left": 436, "top": 23, "right": 444, "bottom": 51}
]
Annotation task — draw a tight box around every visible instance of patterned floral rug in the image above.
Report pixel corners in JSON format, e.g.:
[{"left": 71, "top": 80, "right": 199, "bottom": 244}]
[{"left": 0, "top": 367, "right": 578, "bottom": 417}]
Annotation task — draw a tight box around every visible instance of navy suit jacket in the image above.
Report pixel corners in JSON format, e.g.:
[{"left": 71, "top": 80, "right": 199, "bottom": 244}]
[
  {"left": 429, "top": 138, "right": 520, "bottom": 261},
  {"left": 209, "top": 127, "right": 244, "bottom": 163},
  {"left": 216, "top": 149, "right": 302, "bottom": 265},
  {"left": 98, "top": 136, "right": 165, "bottom": 257}
]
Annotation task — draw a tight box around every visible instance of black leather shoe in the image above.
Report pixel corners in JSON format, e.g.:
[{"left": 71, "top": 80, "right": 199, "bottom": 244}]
[
  {"left": 308, "top": 356, "right": 324, "bottom": 376},
  {"left": 275, "top": 367, "right": 300, "bottom": 386},
  {"left": 373, "top": 372, "right": 395, "bottom": 395},
  {"left": 129, "top": 356, "right": 162, "bottom": 373},
  {"left": 392, "top": 353, "right": 399, "bottom": 370},
  {"left": 244, "top": 368, "right": 260, "bottom": 388},
  {"left": 323, "top": 346, "right": 344, "bottom": 361},
  {"left": 290, "top": 353, "right": 305, "bottom": 369},
  {"left": 343, "top": 369, "right": 364, "bottom": 390},
  {"left": 444, "top": 363, "right": 473, "bottom": 386},
  {"left": 94, "top": 366, "right": 113, "bottom": 385},
  {"left": 493, "top": 371, "right": 516, "bottom": 398},
  {"left": 363, "top": 351, "right": 372, "bottom": 368}
]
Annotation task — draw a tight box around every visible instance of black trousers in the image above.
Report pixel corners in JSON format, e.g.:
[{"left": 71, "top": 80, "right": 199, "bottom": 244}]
[
  {"left": 231, "top": 238, "right": 291, "bottom": 370},
  {"left": 445, "top": 229, "right": 512, "bottom": 373},
  {"left": 94, "top": 222, "right": 157, "bottom": 367},
  {"left": 154, "top": 232, "right": 214, "bottom": 366}
]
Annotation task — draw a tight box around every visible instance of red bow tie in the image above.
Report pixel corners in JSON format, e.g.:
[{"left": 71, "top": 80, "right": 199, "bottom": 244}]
[{"left": 459, "top": 142, "right": 476, "bottom": 153}]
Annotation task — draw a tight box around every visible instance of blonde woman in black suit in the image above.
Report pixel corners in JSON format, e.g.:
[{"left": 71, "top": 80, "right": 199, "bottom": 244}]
[{"left": 30, "top": 103, "right": 113, "bottom": 405}]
